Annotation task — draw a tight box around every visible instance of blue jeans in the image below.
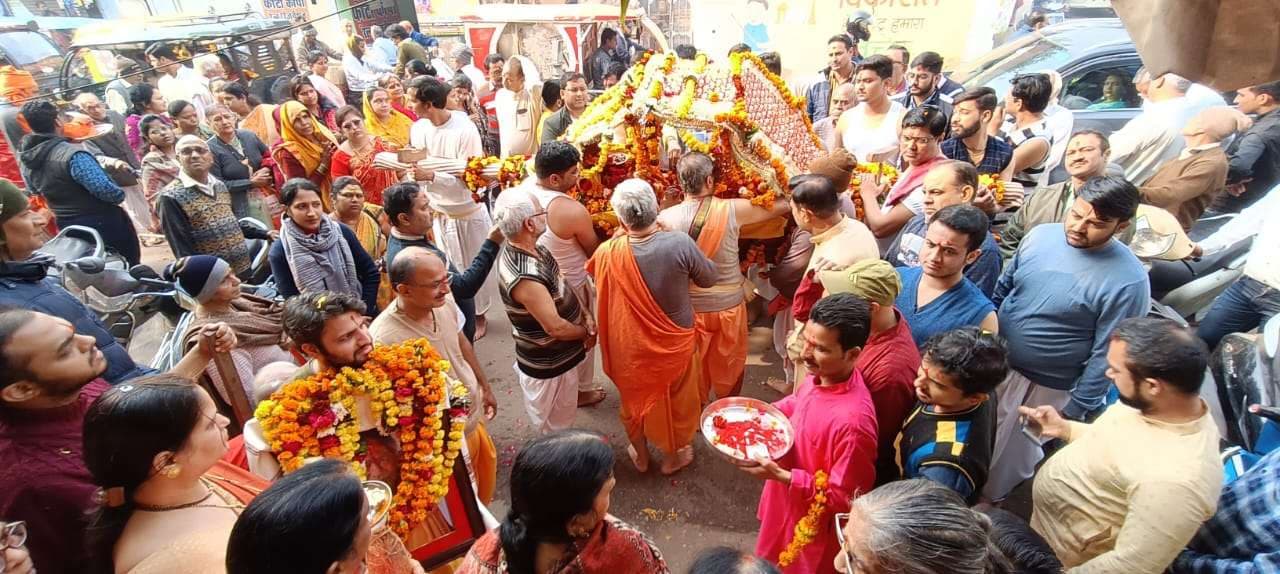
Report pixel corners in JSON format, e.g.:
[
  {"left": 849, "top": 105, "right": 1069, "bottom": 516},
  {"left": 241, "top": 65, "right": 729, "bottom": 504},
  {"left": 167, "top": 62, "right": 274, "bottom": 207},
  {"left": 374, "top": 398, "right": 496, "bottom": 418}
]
[{"left": 1197, "top": 276, "right": 1280, "bottom": 349}]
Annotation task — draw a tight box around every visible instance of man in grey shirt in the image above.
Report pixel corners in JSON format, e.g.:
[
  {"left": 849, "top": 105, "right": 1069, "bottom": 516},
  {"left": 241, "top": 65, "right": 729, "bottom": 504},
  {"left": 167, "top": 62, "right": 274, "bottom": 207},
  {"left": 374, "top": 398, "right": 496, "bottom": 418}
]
[{"left": 587, "top": 178, "right": 716, "bottom": 475}]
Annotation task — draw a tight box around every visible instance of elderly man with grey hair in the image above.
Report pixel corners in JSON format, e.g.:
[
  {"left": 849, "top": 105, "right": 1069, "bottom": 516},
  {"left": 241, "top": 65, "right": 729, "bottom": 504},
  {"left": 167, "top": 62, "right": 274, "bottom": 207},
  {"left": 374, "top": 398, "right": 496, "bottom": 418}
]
[
  {"left": 586, "top": 178, "right": 717, "bottom": 475},
  {"left": 493, "top": 187, "right": 594, "bottom": 433},
  {"left": 156, "top": 135, "right": 275, "bottom": 275},
  {"left": 1110, "top": 71, "right": 1229, "bottom": 185}
]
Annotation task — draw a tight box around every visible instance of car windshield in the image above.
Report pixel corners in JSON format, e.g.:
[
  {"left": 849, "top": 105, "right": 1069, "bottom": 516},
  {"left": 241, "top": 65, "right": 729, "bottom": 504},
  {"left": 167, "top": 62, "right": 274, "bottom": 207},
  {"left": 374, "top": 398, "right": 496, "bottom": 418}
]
[
  {"left": 950, "top": 20, "right": 1131, "bottom": 98},
  {"left": 0, "top": 30, "right": 61, "bottom": 66}
]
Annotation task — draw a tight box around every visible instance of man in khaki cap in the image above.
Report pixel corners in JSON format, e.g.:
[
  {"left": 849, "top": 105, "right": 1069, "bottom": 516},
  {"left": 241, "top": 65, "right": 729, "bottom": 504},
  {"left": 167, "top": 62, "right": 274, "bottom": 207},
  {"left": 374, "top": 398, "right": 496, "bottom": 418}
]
[{"left": 818, "top": 258, "right": 921, "bottom": 484}]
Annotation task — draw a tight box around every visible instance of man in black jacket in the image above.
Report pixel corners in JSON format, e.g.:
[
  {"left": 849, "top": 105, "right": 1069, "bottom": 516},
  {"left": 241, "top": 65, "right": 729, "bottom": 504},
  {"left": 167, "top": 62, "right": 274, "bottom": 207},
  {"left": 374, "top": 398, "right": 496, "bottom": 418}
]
[
  {"left": 1214, "top": 80, "right": 1280, "bottom": 213},
  {"left": 17, "top": 100, "right": 140, "bottom": 265}
]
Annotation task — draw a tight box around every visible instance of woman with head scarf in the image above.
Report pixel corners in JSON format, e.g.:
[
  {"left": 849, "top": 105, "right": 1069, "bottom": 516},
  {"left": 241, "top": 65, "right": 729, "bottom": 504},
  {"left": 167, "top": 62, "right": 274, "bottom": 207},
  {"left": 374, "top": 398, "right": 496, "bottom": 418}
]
[
  {"left": 166, "top": 255, "right": 294, "bottom": 408},
  {"left": 270, "top": 100, "right": 340, "bottom": 211},
  {"left": 361, "top": 85, "right": 414, "bottom": 148},
  {"left": 377, "top": 73, "right": 418, "bottom": 121}
]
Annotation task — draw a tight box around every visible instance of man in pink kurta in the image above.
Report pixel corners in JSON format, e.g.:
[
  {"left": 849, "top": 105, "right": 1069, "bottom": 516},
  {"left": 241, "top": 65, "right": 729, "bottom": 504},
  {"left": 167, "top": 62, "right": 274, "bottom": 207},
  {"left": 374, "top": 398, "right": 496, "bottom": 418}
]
[{"left": 742, "top": 293, "right": 879, "bottom": 573}]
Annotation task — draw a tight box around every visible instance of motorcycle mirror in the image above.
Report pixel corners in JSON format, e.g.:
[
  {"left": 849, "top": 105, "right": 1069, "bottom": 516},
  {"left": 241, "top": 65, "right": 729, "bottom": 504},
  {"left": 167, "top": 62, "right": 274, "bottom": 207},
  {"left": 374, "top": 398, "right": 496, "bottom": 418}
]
[
  {"left": 69, "top": 256, "right": 107, "bottom": 274},
  {"left": 129, "top": 264, "right": 160, "bottom": 280}
]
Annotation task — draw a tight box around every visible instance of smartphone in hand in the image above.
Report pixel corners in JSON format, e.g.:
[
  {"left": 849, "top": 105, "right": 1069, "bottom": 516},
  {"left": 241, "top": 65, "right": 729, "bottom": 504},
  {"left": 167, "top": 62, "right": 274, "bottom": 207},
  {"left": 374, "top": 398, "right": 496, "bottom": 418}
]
[{"left": 1021, "top": 416, "right": 1049, "bottom": 445}]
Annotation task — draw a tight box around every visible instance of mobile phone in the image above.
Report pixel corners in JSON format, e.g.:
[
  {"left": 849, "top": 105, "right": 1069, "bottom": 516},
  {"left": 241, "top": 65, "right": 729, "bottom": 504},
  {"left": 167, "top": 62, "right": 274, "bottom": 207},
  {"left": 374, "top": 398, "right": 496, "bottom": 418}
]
[{"left": 1020, "top": 416, "right": 1048, "bottom": 445}]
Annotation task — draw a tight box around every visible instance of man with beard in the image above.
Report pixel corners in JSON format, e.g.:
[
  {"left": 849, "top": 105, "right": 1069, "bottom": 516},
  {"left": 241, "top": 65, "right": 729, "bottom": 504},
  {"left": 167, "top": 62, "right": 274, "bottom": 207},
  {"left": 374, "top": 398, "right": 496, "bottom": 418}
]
[
  {"left": 281, "top": 290, "right": 373, "bottom": 381},
  {"left": 892, "top": 51, "right": 953, "bottom": 122},
  {"left": 0, "top": 309, "right": 233, "bottom": 574},
  {"left": 985, "top": 176, "right": 1149, "bottom": 502},
  {"left": 941, "top": 87, "right": 1013, "bottom": 177},
  {"left": 997, "top": 130, "right": 1127, "bottom": 259},
  {"left": 1023, "top": 317, "right": 1220, "bottom": 573}
]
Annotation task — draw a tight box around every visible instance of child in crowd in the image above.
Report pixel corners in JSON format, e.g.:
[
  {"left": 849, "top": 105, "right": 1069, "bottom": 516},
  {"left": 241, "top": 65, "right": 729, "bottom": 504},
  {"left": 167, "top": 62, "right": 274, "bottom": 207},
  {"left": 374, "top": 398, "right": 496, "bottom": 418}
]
[{"left": 892, "top": 327, "right": 1007, "bottom": 502}]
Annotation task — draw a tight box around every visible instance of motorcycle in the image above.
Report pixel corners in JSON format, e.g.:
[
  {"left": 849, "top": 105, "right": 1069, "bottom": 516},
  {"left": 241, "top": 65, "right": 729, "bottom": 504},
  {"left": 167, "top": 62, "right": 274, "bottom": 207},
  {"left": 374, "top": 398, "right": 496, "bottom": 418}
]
[
  {"left": 1210, "top": 313, "right": 1280, "bottom": 483},
  {"left": 1132, "top": 209, "right": 1253, "bottom": 322}
]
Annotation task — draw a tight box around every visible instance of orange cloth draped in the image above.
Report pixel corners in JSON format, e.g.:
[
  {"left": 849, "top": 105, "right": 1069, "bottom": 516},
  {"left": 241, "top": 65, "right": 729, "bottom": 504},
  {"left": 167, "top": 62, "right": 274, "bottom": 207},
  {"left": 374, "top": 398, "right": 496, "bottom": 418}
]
[
  {"left": 693, "top": 303, "right": 748, "bottom": 403},
  {"left": 466, "top": 421, "right": 497, "bottom": 505},
  {"left": 240, "top": 104, "right": 280, "bottom": 147},
  {"left": 0, "top": 66, "right": 36, "bottom": 102},
  {"left": 692, "top": 198, "right": 730, "bottom": 258},
  {"left": 689, "top": 198, "right": 748, "bottom": 403},
  {"left": 587, "top": 236, "right": 700, "bottom": 455}
]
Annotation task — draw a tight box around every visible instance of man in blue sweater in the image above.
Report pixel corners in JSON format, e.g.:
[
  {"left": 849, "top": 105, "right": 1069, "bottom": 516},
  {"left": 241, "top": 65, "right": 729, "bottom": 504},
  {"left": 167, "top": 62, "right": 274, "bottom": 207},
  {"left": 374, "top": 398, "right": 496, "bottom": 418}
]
[{"left": 984, "top": 175, "right": 1150, "bottom": 501}]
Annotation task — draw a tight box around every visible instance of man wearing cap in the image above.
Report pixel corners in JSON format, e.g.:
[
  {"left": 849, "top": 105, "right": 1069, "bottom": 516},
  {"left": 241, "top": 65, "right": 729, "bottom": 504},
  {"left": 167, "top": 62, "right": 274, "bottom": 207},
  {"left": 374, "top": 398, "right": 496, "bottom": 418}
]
[
  {"left": 885, "top": 160, "right": 1002, "bottom": 296},
  {"left": 1139, "top": 106, "right": 1240, "bottom": 231},
  {"left": 292, "top": 25, "right": 341, "bottom": 71},
  {"left": 156, "top": 136, "right": 275, "bottom": 277},
  {"left": 818, "top": 258, "right": 920, "bottom": 485},
  {"left": 453, "top": 45, "right": 488, "bottom": 98},
  {"left": 18, "top": 100, "right": 141, "bottom": 265},
  {"left": 0, "top": 180, "right": 154, "bottom": 386}
]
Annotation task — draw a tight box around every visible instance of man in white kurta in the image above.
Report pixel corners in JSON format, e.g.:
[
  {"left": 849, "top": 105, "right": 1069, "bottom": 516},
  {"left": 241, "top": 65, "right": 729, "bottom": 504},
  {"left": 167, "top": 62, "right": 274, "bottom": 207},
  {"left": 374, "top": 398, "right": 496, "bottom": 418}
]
[
  {"left": 494, "top": 56, "right": 543, "bottom": 157},
  {"left": 410, "top": 77, "right": 500, "bottom": 333}
]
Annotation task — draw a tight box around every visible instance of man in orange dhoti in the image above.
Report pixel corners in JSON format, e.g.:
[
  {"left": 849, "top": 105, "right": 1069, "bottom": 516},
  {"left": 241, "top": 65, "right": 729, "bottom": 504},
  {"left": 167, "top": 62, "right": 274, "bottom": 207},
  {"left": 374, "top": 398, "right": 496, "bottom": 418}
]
[
  {"left": 588, "top": 179, "right": 717, "bottom": 475},
  {"left": 658, "top": 152, "right": 792, "bottom": 403}
]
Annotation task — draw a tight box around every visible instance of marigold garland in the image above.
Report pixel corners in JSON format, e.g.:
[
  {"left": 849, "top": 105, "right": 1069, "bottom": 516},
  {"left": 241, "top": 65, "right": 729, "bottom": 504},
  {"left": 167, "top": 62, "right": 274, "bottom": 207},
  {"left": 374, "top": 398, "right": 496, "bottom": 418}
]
[
  {"left": 255, "top": 339, "right": 471, "bottom": 539},
  {"left": 462, "top": 154, "right": 529, "bottom": 200},
  {"left": 978, "top": 173, "right": 1006, "bottom": 204},
  {"left": 778, "top": 471, "right": 831, "bottom": 567}
]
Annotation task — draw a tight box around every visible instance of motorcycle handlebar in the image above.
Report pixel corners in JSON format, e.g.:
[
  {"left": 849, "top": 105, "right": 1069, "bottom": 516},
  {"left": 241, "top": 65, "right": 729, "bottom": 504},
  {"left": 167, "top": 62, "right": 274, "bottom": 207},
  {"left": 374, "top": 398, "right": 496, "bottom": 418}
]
[{"left": 1249, "top": 404, "right": 1280, "bottom": 423}]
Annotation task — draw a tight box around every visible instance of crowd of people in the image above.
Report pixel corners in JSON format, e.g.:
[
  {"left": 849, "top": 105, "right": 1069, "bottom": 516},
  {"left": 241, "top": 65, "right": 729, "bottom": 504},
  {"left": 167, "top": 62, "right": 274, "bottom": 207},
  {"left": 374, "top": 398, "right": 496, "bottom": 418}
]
[{"left": 0, "top": 11, "right": 1279, "bottom": 574}]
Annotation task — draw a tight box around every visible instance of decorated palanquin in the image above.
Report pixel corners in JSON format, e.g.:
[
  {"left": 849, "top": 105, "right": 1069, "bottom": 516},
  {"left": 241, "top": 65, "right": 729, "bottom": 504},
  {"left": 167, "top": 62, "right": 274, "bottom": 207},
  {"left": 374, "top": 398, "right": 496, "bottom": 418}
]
[{"left": 561, "top": 51, "right": 826, "bottom": 237}]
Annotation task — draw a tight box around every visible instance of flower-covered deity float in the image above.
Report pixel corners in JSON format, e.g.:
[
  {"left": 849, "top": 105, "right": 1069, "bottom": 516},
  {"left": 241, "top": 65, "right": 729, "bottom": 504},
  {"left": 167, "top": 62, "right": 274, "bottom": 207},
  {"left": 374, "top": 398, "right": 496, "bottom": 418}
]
[{"left": 464, "top": 50, "right": 831, "bottom": 252}]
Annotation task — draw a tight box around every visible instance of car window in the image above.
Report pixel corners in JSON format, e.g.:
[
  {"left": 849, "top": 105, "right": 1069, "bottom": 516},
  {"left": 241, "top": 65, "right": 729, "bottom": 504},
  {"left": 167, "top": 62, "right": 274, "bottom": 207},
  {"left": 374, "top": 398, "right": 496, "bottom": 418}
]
[
  {"left": 949, "top": 20, "right": 1133, "bottom": 100},
  {"left": 0, "top": 30, "right": 60, "bottom": 67},
  {"left": 1062, "top": 63, "right": 1142, "bottom": 110}
]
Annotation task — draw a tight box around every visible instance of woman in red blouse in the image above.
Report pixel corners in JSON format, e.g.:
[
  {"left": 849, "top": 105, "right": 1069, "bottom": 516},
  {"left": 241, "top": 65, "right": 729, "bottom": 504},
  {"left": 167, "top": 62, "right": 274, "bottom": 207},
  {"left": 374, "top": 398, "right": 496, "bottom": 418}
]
[{"left": 329, "top": 105, "right": 406, "bottom": 206}]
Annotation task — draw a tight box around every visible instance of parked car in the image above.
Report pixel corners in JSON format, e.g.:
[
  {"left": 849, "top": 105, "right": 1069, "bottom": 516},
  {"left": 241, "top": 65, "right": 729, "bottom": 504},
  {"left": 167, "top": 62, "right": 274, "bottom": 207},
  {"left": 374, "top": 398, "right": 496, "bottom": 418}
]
[
  {"left": 0, "top": 22, "right": 65, "bottom": 94},
  {"left": 951, "top": 18, "right": 1145, "bottom": 183}
]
